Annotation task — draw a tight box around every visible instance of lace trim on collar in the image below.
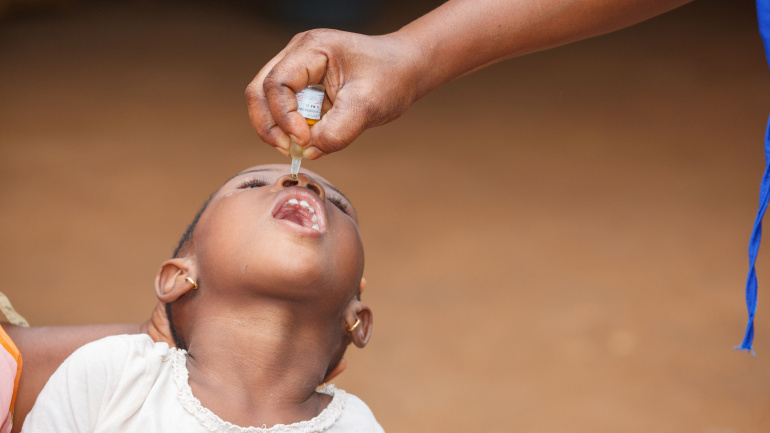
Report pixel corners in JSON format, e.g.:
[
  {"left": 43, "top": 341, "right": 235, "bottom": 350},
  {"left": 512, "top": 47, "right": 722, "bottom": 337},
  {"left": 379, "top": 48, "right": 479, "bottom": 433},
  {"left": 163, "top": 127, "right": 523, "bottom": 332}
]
[{"left": 171, "top": 348, "right": 346, "bottom": 433}]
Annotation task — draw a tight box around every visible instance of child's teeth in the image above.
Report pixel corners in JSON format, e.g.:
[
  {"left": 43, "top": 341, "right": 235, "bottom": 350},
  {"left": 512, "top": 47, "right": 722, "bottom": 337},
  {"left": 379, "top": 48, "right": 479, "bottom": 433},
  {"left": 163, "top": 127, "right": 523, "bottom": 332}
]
[
  {"left": 312, "top": 224, "right": 320, "bottom": 231},
  {"left": 283, "top": 197, "right": 316, "bottom": 215},
  {"left": 299, "top": 200, "right": 315, "bottom": 213},
  {"left": 311, "top": 215, "right": 317, "bottom": 223}
]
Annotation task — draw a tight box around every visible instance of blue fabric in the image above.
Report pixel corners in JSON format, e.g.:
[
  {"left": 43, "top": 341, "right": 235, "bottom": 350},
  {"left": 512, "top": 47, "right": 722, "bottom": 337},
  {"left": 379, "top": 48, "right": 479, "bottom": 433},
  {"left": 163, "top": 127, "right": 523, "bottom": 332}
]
[{"left": 738, "top": 0, "right": 770, "bottom": 353}]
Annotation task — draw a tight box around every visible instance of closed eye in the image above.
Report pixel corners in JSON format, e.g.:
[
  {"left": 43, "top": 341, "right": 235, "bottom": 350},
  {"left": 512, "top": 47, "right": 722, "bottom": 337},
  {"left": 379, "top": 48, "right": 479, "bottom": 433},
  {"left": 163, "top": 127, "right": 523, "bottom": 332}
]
[
  {"left": 238, "top": 177, "right": 269, "bottom": 189},
  {"left": 328, "top": 196, "right": 349, "bottom": 214}
]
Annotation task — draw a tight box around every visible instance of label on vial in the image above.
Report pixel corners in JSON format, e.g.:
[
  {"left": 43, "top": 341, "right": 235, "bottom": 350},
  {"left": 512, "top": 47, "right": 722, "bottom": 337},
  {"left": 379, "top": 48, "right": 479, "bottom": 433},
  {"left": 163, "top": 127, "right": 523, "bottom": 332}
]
[{"left": 295, "top": 87, "right": 324, "bottom": 120}]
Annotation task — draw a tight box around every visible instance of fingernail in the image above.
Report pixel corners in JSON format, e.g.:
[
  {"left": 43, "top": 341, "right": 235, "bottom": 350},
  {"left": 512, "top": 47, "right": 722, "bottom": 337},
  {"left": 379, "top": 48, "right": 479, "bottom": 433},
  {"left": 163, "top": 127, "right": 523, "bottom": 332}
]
[
  {"left": 303, "top": 146, "right": 325, "bottom": 160},
  {"left": 276, "top": 146, "right": 290, "bottom": 157}
]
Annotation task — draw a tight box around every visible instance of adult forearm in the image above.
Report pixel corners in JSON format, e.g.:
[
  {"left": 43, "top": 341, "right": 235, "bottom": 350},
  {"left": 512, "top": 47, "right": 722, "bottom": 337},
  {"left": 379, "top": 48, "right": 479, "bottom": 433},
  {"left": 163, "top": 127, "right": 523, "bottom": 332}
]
[
  {"left": 249, "top": 0, "right": 694, "bottom": 156},
  {"left": 400, "top": 0, "right": 694, "bottom": 98}
]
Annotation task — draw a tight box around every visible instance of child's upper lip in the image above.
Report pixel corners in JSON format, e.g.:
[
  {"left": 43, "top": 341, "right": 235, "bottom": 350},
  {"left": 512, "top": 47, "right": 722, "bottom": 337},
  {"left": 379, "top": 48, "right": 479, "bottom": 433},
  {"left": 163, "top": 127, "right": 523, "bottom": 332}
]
[{"left": 271, "top": 187, "right": 327, "bottom": 234}]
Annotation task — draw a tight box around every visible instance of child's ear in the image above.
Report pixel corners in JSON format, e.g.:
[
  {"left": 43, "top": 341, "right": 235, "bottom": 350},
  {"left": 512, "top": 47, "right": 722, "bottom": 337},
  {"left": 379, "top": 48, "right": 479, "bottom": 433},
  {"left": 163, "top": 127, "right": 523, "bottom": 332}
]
[
  {"left": 155, "top": 258, "right": 198, "bottom": 303},
  {"left": 359, "top": 277, "right": 366, "bottom": 294},
  {"left": 344, "top": 300, "right": 372, "bottom": 349}
]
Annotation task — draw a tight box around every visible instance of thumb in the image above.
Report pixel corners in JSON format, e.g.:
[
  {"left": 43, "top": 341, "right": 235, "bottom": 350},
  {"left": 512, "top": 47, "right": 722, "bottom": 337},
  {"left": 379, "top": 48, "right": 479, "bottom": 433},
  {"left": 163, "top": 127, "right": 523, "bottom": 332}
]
[{"left": 306, "top": 98, "right": 372, "bottom": 157}]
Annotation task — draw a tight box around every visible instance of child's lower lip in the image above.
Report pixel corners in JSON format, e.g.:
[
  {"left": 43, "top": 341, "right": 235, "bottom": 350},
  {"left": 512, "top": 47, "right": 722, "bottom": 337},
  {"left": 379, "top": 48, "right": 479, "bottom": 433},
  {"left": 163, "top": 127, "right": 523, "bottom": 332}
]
[{"left": 272, "top": 217, "right": 324, "bottom": 236}]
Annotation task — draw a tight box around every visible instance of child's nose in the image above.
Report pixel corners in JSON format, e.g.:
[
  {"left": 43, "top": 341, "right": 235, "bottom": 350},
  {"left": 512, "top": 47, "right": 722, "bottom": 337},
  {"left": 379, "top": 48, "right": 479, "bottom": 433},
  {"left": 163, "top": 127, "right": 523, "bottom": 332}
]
[{"left": 272, "top": 173, "right": 326, "bottom": 200}]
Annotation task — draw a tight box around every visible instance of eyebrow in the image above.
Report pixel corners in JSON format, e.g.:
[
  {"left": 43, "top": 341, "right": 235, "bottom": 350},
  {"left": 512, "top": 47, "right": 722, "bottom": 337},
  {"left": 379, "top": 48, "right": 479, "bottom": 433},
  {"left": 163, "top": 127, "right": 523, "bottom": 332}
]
[{"left": 229, "top": 168, "right": 351, "bottom": 204}]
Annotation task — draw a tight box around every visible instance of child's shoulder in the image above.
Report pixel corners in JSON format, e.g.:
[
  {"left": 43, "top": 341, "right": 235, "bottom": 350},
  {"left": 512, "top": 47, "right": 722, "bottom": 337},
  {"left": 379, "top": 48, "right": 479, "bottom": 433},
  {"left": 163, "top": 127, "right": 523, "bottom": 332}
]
[
  {"left": 331, "top": 389, "right": 385, "bottom": 433},
  {"left": 59, "top": 333, "right": 174, "bottom": 391},
  {"left": 70, "top": 333, "right": 171, "bottom": 365},
  {"left": 23, "top": 335, "right": 176, "bottom": 432}
]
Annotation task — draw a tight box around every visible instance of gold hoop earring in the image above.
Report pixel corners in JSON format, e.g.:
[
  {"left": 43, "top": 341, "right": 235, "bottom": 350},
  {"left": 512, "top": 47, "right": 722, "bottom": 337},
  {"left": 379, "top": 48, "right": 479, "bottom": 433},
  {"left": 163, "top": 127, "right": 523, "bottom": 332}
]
[
  {"left": 346, "top": 318, "right": 361, "bottom": 333},
  {"left": 185, "top": 277, "right": 198, "bottom": 290}
]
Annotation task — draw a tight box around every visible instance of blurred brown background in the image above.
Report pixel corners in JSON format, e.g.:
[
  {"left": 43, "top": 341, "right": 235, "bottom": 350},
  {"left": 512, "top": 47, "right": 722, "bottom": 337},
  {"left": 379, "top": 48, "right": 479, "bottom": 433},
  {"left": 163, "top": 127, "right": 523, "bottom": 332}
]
[{"left": 1, "top": 0, "right": 769, "bottom": 431}]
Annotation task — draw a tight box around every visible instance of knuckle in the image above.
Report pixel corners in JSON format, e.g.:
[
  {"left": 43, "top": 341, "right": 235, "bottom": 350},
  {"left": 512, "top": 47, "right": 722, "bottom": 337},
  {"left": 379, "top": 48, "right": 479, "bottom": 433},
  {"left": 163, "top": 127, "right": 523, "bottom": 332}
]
[
  {"left": 296, "top": 29, "right": 338, "bottom": 54},
  {"left": 301, "top": 29, "right": 329, "bottom": 43},
  {"left": 257, "top": 123, "right": 286, "bottom": 146},
  {"left": 258, "top": 119, "right": 275, "bottom": 135},
  {"left": 262, "top": 72, "right": 280, "bottom": 93},
  {"left": 245, "top": 82, "right": 260, "bottom": 103},
  {"left": 264, "top": 123, "right": 281, "bottom": 140},
  {"left": 289, "top": 31, "right": 309, "bottom": 44}
]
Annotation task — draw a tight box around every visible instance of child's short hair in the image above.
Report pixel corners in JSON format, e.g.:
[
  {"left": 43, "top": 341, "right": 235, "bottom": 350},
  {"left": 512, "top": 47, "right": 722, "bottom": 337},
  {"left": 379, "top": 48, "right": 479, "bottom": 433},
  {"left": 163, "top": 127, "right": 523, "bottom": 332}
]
[{"left": 172, "top": 195, "right": 214, "bottom": 258}]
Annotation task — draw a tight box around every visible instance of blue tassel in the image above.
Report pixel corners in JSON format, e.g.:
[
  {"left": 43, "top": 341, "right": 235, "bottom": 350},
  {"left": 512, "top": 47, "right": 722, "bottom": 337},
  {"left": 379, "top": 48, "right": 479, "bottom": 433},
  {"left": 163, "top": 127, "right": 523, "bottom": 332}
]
[
  {"left": 737, "top": 0, "right": 770, "bottom": 353},
  {"left": 736, "top": 120, "right": 770, "bottom": 354}
]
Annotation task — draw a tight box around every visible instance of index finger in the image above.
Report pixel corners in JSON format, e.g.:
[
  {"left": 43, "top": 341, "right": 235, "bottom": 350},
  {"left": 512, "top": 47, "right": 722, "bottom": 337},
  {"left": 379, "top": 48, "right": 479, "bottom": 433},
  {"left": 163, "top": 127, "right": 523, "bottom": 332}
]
[
  {"left": 246, "top": 50, "right": 292, "bottom": 154},
  {"left": 262, "top": 37, "right": 330, "bottom": 147}
]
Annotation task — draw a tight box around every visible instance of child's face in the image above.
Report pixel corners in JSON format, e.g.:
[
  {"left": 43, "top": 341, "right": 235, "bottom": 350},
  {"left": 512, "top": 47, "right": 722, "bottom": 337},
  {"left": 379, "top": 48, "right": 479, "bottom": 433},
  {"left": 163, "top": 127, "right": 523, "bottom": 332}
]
[{"left": 190, "top": 164, "right": 364, "bottom": 302}]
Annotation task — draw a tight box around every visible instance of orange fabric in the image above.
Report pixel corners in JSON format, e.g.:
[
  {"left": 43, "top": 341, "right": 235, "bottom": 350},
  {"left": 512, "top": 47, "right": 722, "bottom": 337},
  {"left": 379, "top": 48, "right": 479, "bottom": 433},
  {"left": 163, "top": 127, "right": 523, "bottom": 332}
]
[{"left": 0, "top": 325, "right": 21, "bottom": 416}]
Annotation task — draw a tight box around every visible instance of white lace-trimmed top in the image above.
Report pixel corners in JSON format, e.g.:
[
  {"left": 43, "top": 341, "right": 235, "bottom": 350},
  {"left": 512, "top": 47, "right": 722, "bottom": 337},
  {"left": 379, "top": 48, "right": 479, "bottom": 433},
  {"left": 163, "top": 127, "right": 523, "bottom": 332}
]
[{"left": 22, "top": 335, "right": 384, "bottom": 433}]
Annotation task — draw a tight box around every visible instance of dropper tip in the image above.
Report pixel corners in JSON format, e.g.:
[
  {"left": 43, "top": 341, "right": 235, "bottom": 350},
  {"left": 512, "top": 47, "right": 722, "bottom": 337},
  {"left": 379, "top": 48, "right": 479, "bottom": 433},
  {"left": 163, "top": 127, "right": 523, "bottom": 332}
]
[{"left": 291, "top": 156, "right": 302, "bottom": 181}]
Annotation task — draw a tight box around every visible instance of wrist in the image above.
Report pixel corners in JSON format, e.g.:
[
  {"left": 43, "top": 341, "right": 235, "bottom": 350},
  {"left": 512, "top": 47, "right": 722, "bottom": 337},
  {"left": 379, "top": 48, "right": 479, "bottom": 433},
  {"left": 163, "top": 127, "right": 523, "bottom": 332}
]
[{"left": 385, "top": 29, "right": 439, "bottom": 104}]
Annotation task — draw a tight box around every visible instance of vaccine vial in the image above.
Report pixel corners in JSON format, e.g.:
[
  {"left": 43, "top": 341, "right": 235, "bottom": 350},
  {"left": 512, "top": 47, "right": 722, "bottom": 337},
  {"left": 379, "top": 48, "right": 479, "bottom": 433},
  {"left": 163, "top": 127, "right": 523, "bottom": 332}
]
[{"left": 291, "top": 84, "right": 325, "bottom": 180}]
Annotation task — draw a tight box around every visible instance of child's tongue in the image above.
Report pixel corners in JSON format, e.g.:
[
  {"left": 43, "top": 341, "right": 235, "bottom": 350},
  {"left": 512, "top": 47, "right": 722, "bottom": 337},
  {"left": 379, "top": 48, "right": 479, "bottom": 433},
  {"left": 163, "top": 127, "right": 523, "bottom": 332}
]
[{"left": 274, "top": 204, "right": 315, "bottom": 229}]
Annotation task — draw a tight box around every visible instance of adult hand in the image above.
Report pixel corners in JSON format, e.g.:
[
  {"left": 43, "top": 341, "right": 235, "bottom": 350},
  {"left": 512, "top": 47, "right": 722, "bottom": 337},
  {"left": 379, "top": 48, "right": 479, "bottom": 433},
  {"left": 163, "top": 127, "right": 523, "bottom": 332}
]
[
  {"left": 141, "top": 301, "right": 175, "bottom": 347},
  {"left": 247, "top": 0, "right": 693, "bottom": 160},
  {"left": 246, "top": 29, "right": 426, "bottom": 159}
]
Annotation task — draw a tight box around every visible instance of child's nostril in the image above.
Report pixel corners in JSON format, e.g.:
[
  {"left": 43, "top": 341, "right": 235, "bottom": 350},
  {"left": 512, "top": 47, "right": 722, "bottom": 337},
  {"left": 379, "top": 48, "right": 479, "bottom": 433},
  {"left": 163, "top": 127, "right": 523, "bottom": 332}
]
[
  {"left": 308, "top": 185, "right": 321, "bottom": 195},
  {"left": 282, "top": 180, "right": 298, "bottom": 188}
]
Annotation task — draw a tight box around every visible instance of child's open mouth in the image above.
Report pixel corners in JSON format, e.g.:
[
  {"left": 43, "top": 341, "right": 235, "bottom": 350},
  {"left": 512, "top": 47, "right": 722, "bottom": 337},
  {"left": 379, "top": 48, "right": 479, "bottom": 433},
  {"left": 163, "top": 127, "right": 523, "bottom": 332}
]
[
  {"left": 271, "top": 189, "right": 326, "bottom": 234},
  {"left": 275, "top": 198, "right": 319, "bottom": 231}
]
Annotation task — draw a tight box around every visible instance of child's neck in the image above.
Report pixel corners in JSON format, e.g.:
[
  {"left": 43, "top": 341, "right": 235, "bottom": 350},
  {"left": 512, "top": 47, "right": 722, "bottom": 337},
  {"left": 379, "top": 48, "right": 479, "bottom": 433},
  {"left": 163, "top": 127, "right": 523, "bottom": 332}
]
[{"left": 182, "top": 295, "right": 339, "bottom": 428}]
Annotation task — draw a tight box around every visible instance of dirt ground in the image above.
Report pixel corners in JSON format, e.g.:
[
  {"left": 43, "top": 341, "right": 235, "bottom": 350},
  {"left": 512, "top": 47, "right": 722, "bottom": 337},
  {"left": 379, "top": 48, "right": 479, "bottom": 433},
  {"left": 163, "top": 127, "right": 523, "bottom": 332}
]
[{"left": 1, "top": 0, "right": 769, "bottom": 431}]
